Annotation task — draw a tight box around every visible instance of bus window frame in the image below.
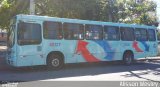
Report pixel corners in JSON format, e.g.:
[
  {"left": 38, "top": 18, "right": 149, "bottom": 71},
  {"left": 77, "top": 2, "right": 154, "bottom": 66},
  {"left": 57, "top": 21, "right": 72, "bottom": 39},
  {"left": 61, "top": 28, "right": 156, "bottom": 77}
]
[
  {"left": 85, "top": 24, "right": 103, "bottom": 40},
  {"left": 120, "top": 27, "right": 135, "bottom": 41},
  {"left": 135, "top": 28, "right": 148, "bottom": 41},
  {"left": 43, "top": 21, "right": 63, "bottom": 40},
  {"left": 148, "top": 29, "right": 156, "bottom": 41},
  {"left": 103, "top": 25, "right": 120, "bottom": 41},
  {"left": 63, "top": 23, "right": 85, "bottom": 40}
]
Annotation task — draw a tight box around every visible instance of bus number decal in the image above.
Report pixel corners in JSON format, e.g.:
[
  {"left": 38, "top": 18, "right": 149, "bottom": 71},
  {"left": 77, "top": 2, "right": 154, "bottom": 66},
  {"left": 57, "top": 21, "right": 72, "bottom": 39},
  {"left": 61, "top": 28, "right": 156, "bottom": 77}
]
[{"left": 49, "top": 43, "right": 61, "bottom": 47}]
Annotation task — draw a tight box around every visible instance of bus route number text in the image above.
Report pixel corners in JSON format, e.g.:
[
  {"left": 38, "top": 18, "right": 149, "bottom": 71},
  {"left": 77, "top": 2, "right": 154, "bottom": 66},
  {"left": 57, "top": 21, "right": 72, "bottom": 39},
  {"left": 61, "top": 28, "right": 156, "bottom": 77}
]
[{"left": 50, "top": 43, "right": 61, "bottom": 47}]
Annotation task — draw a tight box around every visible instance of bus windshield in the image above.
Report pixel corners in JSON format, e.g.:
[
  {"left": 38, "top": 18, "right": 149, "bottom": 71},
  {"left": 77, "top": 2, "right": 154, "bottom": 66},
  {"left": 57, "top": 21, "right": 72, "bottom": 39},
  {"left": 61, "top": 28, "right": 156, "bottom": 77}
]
[{"left": 7, "top": 25, "right": 15, "bottom": 48}]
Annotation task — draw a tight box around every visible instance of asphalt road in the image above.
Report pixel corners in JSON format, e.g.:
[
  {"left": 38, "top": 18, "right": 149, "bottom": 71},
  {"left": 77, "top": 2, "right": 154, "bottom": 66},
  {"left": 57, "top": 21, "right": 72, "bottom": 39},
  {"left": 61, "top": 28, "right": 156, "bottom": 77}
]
[{"left": 0, "top": 57, "right": 160, "bottom": 81}]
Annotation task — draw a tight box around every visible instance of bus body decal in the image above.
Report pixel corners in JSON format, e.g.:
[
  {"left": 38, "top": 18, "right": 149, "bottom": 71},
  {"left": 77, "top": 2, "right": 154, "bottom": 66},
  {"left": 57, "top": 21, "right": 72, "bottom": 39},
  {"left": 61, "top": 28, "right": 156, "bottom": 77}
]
[
  {"left": 93, "top": 41, "right": 115, "bottom": 60},
  {"left": 133, "top": 41, "right": 143, "bottom": 52},
  {"left": 76, "top": 40, "right": 100, "bottom": 62},
  {"left": 140, "top": 41, "right": 149, "bottom": 52},
  {"left": 7, "top": 14, "right": 158, "bottom": 67}
]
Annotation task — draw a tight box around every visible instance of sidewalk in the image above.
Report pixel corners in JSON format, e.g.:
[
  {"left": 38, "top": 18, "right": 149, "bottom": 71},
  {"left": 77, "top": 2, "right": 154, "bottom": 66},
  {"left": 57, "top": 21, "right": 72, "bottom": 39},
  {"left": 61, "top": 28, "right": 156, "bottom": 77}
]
[
  {"left": 0, "top": 46, "right": 8, "bottom": 70},
  {"left": 0, "top": 46, "right": 7, "bottom": 51}
]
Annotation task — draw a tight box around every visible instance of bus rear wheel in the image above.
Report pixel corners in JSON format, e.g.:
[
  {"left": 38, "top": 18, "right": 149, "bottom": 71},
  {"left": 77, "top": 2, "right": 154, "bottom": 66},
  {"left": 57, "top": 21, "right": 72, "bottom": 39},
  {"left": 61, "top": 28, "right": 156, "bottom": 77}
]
[
  {"left": 123, "top": 52, "right": 134, "bottom": 65},
  {"left": 47, "top": 53, "right": 64, "bottom": 70}
]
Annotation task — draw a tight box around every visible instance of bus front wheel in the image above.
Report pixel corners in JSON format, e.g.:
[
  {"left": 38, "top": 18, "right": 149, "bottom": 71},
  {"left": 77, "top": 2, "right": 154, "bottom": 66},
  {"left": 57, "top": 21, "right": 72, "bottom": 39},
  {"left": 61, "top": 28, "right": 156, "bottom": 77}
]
[
  {"left": 47, "top": 53, "right": 64, "bottom": 70},
  {"left": 123, "top": 52, "right": 134, "bottom": 65}
]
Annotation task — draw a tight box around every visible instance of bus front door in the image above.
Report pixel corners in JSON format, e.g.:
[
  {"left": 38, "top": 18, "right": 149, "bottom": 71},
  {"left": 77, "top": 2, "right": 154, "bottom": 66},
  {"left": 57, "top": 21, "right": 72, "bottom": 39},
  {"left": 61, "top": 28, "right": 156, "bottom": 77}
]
[{"left": 17, "top": 22, "right": 44, "bottom": 66}]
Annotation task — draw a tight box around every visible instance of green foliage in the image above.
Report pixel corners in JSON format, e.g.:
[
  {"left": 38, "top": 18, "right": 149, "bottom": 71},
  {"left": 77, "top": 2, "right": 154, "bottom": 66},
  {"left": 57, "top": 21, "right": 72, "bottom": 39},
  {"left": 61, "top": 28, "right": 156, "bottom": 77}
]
[
  {"left": 0, "top": 0, "right": 29, "bottom": 30},
  {"left": 120, "top": 0, "right": 157, "bottom": 25},
  {"left": 0, "top": 0, "right": 11, "bottom": 29},
  {"left": 0, "top": 0, "right": 158, "bottom": 31}
]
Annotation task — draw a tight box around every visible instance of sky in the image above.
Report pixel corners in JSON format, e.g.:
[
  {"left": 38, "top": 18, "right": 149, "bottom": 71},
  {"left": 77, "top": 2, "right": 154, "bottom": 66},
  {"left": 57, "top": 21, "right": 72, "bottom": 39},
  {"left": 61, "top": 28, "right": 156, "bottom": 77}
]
[
  {"left": 153, "top": 0, "right": 160, "bottom": 28},
  {"left": 154, "top": 0, "right": 160, "bottom": 21}
]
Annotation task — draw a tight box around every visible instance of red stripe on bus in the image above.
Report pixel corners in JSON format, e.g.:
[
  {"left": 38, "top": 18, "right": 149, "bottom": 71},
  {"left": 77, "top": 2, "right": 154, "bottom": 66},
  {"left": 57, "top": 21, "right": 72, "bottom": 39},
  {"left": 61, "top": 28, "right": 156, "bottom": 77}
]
[
  {"left": 133, "top": 41, "right": 143, "bottom": 52},
  {"left": 76, "top": 40, "right": 100, "bottom": 62}
]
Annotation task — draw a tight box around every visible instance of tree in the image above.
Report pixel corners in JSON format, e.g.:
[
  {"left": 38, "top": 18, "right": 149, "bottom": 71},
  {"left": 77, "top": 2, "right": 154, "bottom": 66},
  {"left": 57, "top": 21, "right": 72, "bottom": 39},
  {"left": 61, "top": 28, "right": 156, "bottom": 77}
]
[
  {"left": 0, "top": 0, "right": 158, "bottom": 31},
  {"left": 0, "top": 0, "right": 29, "bottom": 30},
  {"left": 118, "top": 0, "right": 157, "bottom": 25}
]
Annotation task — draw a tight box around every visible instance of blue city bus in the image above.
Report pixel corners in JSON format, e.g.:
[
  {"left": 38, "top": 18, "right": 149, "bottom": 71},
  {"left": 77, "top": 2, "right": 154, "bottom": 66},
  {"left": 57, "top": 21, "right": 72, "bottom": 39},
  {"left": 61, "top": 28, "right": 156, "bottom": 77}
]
[{"left": 7, "top": 14, "right": 158, "bottom": 69}]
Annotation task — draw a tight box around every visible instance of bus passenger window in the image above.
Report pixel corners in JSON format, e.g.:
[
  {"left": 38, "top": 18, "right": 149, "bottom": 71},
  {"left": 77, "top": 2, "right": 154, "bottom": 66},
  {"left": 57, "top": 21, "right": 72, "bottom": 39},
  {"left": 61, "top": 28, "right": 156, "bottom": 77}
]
[
  {"left": 18, "top": 22, "right": 42, "bottom": 45},
  {"left": 63, "top": 23, "right": 84, "bottom": 40},
  {"left": 104, "top": 26, "right": 119, "bottom": 40},
  {"left": 148, "top": 29, "right": 156, "bottom": 41},
  {"left": 135, "top": 28, "right": 147, "bottom": 41},
  {"left": 120, "top": 27, "right": 134, "bottom": 41},
  {"left": 43, "top": 21, "right": 63, "bottom": 39},
  {"left": 85, "top": 24, "right": 103, "bottom": 40}
]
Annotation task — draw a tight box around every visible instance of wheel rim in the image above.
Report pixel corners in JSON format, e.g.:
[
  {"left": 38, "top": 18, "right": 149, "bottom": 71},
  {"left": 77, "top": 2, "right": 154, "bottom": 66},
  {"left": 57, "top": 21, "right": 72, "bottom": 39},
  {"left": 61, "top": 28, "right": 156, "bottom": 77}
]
[
  {"left": 51, "top": 58, "right": 60, "bottom": 67},
  {"left": 125, "top": 54, "right": 132, "bottom": 64}
]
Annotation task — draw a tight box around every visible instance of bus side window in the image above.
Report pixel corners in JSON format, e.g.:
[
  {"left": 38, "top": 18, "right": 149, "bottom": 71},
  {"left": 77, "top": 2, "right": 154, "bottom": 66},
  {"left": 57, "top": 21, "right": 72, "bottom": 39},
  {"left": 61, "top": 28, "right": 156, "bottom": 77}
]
[
  {"left": 43, "top": 21, "right": 63, "bottom": 39},
  {"left": 18, "top": 22, "right": 42, "bottom": 45},
  {"left": 148, "top": 29, "right": 156, "bottom": 41},
  {"left": 135, "top": 28, "right": 148, "bottom": 41},
  {"left": 157, "top": 30, "right": 160, "bottom": 41},
  {"left": 63, "top": 23, "right": 84, "bottom": 40},
  {"left": 120, "top": 27, "right": 134, "bottom": 41},
  {"left": 104, "top": 26, "right": 120, "bottom": 40},
  {"left": 85, "top": 24, "right": 103, "bottom": 40}
]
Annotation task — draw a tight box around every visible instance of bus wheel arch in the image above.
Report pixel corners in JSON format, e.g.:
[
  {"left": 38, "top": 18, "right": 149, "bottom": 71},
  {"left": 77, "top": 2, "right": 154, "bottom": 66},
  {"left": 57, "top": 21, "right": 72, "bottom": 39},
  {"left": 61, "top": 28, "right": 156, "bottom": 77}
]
[
  {"left": 123, "top": 50, "right": 134, "bottom": 65},
  {"left": 46, "top": 51, "right": 64, "bottom": 69}
]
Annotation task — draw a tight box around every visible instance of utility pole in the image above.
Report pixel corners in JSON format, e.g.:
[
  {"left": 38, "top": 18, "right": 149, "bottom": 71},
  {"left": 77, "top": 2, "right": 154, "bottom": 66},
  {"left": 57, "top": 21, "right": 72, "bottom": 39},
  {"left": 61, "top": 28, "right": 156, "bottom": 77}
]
[
  {"left": 108, "top": 0, "right": 114, "bottom": 22},
  {"left": 30, "top": 0, "right": 35, "bottom": 15}
]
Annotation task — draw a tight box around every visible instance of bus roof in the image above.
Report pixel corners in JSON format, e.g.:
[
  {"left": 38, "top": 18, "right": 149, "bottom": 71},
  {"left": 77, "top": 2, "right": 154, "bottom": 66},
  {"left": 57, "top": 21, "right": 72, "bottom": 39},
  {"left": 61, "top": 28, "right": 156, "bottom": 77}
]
[{"left": 16, "top": 14, "right": 157, "bottom": 29}]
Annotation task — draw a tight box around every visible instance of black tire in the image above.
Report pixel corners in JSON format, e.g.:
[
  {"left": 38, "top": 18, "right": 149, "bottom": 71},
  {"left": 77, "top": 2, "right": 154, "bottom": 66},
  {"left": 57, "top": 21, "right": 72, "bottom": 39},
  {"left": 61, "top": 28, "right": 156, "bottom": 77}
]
[
  {"left": 123, "top": 52, "right": 134, "bottom": 65},
  {"left": 47, "top": 53, "right": 64, "bottom": 70}
]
